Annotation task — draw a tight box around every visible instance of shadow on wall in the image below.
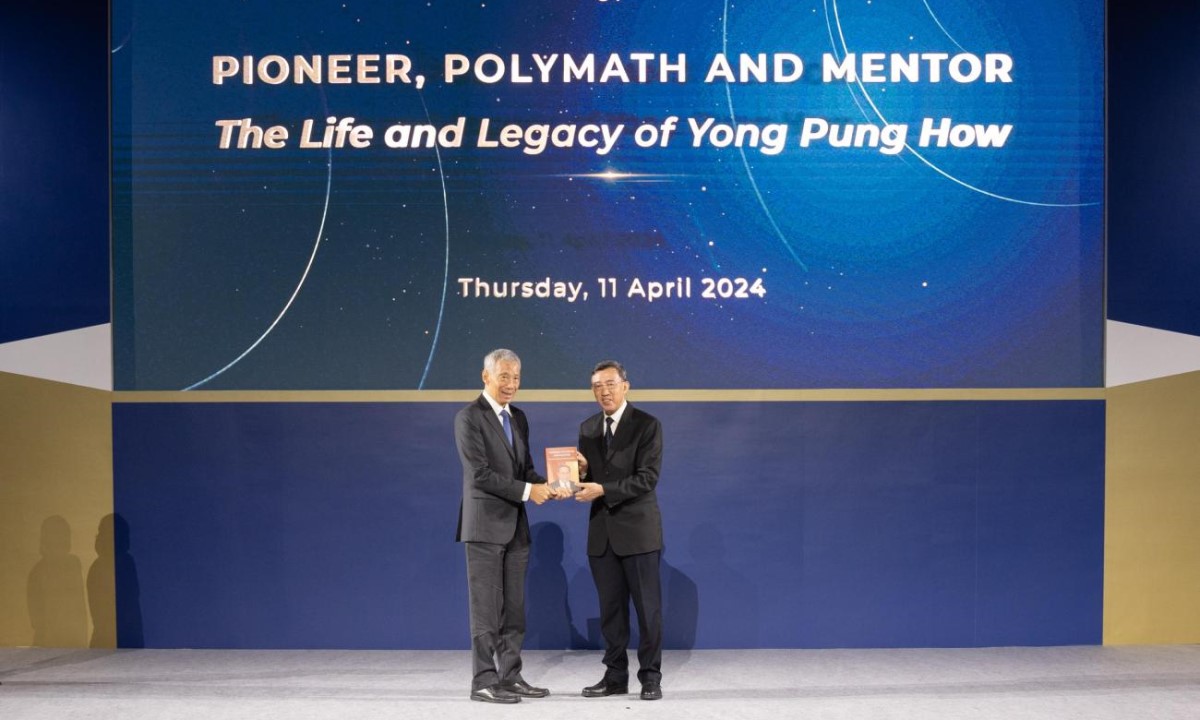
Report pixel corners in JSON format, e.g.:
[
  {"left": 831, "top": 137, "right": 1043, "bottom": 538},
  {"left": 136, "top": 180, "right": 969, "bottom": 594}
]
[
  {"left": 23, "top": 514, "right": 143, "bottom": 649},
  {"left": 527, "top": 522, "right": 591, "bottom": 649},
  {"left": 26, "top": 516, "right": 87, "bottom": 647},
  {"left": 526, "top": 521, "right": 699, "bottom": 651},
  {"left": 663, "top": 549, "right": 698, "bottom": 650},
  {"left": 680, "top": 522, "right": 760, "bottom": 648},
  {"left": 87, "top": 514, "right": 143, "bottom": 648}
]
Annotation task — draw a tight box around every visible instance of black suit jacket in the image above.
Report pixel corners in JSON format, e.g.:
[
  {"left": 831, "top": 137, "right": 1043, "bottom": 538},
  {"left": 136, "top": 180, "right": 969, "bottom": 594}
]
[
  {"left": 455, "top": 394, "right": 546, "bottom": 545},
  {"left": 578, "top": 403, "right": 663, "bottom": 556}
]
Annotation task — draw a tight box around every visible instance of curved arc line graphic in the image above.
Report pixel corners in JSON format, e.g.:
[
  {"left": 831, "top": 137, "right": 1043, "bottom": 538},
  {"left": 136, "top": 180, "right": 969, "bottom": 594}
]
[
  {"left": 417, "top": 90, "right": 452, "bottom": 391},
  {"left": 921, "top": 0, "right": 970, "bottom": 53},
  {"left": 821, "top": 5, "right": 886, "bottom": 126},
  {"left": 112, "top": 18, "right": 134, "bottom": 54},
  {"left": 824, "top": 0, "right": 1098, "bottom": 209},
  {"left": 182, "top": 149, "right": 334, "bottom": 390},
  {"left": 721, "top": 0, "right": 808, "bottom": 270}
]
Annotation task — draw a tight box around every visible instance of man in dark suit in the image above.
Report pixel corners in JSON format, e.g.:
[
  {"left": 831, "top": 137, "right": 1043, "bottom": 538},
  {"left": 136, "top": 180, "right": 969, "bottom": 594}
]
[
  {"left": 455, "top": 348, "right": 565, "bottom": 703},
  {"left": 575, "top": 360, "right": 665, "bottom": 701}
]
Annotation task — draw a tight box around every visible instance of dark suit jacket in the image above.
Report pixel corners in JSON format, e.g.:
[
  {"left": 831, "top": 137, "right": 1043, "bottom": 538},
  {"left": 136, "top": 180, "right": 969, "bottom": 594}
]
[
  {"left": 455, "top": 394, "right": 546, "bottom": 545},
  {"left": 578, "top": 403, "right": 663, "bottom": 556}
]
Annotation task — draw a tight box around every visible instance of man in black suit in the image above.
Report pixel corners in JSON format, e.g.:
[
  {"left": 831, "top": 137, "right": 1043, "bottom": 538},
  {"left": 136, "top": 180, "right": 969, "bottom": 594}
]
[
  {"left": 575, "top": 360, "right": 665, "bottom": 701},
  {"left": 455, "top": 348, "right": 565, "bottom": 703}
]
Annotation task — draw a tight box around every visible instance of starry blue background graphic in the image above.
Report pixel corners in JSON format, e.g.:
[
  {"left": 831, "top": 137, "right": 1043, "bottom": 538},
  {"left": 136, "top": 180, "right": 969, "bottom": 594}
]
[{"left": 112, "top": 0, "right": 1103, "bottom": 390}]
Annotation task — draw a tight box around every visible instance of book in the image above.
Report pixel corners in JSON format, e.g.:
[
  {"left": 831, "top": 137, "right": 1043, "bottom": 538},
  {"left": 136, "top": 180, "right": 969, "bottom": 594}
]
[{"left": 544, "top": 446, "right": 581, "bottom": 493}]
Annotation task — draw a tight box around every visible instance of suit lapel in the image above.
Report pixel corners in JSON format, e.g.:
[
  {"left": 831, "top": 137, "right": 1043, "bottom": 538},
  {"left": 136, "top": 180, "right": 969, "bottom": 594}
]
[
  {"left": 585, "top": 413, "right": 608, "bottom": 463},
  {"left": 479, "top": 396, "right": 517, "bottom": 462},
  {"left": 511, "top": 409, "right": 526, "bottom": 464},
  {"left": 603, "top": 405, "right": 634, "bottom": 461}
]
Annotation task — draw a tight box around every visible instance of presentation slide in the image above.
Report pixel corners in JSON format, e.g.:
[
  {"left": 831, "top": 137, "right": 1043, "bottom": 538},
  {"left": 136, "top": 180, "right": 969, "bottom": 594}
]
[{"left": 111, "top": 0, "right": 1103, "bottom": 390}]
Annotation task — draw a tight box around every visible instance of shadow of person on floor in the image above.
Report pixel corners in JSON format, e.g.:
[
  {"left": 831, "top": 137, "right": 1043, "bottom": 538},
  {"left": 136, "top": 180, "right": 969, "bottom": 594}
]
[{"left": 26, "top": 515, "right": 88, "bottom": 647}]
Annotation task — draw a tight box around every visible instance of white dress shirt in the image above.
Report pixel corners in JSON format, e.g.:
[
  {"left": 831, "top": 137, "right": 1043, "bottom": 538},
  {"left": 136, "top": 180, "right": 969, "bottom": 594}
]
[{"left": 481, "top": 390, "right": 533, "bottom": 502}]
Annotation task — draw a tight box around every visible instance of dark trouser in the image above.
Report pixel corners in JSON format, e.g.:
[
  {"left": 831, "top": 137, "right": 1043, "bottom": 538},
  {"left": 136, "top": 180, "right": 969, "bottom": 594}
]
[
  {"left": 465, "top": 537, "right": 530, "bottom": 691},
  {"left": 589, "top": 544, "right": 662, "bottom": 685}
]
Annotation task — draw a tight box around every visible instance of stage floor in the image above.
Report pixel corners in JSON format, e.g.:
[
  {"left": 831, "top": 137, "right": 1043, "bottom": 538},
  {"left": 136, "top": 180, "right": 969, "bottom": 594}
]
[{"left": 2, "top": 646, "right": 1199, "bottom": 719}]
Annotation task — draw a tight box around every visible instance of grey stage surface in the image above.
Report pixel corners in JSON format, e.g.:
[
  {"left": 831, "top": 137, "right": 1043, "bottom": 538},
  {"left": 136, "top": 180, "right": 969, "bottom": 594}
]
[{"left": 2, "top": 646, "right": 1199, "bottom": 719}]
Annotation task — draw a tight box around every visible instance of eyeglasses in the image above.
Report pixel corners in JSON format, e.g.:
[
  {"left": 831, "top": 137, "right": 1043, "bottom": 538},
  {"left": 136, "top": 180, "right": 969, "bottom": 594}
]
[{"left": 591, "top": 380, "right": 624, "bottom": 392}]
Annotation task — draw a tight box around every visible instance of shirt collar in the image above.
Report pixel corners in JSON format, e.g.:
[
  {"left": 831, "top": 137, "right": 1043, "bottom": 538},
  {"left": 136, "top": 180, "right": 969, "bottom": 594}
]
[
  {"left": 605, "top": 400, "right": 629, "bottom": 427},
  {"left": 481, "top": 391, "right": 508, "bottom": 416}
]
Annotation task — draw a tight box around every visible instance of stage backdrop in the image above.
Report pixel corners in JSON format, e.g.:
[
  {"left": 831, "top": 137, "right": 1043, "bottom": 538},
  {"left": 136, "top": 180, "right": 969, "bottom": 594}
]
[
  {"left": 112, "top": 0, "right": 1103, "bottom": 391},
  {"left": 110, "top": 0, "right": 1105, "bottom": 650}
]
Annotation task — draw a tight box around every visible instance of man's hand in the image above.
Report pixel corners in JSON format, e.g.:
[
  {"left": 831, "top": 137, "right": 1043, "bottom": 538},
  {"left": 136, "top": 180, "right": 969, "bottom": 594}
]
[
  {"left": 530, "top": 483, "right": 553, "bottom": 505},
  {"left": 575, "top": 450, "right": 589, "bottom": 478},
  {"left": 575, "top": 482, "right": 605, "bottom": 502},
  {"left": 551, "top": 485, "right": 575, "bottom": 500}
]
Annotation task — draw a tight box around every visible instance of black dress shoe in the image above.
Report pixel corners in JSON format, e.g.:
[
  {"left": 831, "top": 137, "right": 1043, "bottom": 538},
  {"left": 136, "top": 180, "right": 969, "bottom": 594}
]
[
  {"left": 499, "top": 680, "right": 549, "bottom": 698},
  {"left": 640, "top": 681, "right": 662, "bottom": 701},
  {"left": 582, "top": 678, "right": 628, "bottom": 697},
  {"left": 471, "top": 685, "right": 521, "bottom": 704}
]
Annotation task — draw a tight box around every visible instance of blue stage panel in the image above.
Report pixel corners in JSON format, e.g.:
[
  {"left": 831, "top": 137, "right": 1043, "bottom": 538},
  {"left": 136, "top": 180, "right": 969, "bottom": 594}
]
[
  {"left": 1109, "top": 0, "right": 1200, "bottom": 336},
  {"left": 0, "top": 5, "right": 108, "bottom": 343},
  {"left": 113, "top": 400, "right": 1103, "bottom": 649}
]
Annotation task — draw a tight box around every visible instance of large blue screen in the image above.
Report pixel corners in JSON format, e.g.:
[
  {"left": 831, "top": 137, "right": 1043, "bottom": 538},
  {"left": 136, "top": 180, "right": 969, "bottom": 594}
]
[{"left": 112, "top": 0, "right": 1103, "bottom": 390}]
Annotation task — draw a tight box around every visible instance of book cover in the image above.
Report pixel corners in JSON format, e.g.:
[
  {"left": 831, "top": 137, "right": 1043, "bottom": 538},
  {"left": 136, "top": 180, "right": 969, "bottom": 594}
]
[{"left": 544, "top": 446, "right": 580, "bottom": 493}]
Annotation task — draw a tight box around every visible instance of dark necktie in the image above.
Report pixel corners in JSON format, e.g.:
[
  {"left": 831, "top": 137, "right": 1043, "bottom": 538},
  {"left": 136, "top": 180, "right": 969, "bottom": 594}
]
[
  {"left": 500, "top": 409, "right": 514, "bottom": 447},
  {"left": 604, "top": 416, "right": 614, "bottom": 451}
]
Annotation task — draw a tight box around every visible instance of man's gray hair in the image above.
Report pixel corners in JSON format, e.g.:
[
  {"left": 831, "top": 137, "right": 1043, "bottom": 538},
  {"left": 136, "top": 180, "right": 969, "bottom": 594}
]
[
  {"left": 484, "top": 348, "right": 521, "bottom": 373},
  {"left": 591, "top": 359, "right": 627, "bottom": 381}
]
